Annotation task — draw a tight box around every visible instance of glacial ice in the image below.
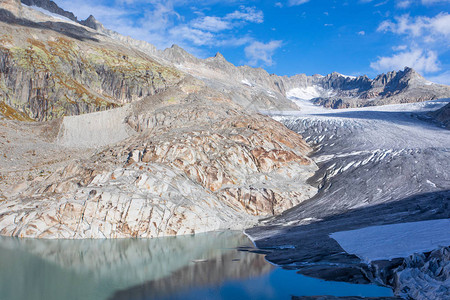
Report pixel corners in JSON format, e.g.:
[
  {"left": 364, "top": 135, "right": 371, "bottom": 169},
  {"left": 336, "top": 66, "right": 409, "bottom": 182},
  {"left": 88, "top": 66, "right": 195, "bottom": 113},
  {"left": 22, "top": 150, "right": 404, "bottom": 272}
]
[{"left": 330, "top": 219, "right": 450, "bottom": 262}]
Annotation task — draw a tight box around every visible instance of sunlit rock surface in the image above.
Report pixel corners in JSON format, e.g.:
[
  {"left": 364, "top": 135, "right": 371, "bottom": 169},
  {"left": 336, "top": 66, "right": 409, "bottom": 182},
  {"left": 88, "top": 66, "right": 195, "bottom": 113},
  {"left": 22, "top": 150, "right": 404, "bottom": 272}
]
[
  {"left": 0, "top": 22, "right": 183, "bottom": 121},
  {"left": 0, "top": 84, "right": 317, "bottom": 238},
  {"left": 0, "top": 0, "right": 319, "bottom": 239}
]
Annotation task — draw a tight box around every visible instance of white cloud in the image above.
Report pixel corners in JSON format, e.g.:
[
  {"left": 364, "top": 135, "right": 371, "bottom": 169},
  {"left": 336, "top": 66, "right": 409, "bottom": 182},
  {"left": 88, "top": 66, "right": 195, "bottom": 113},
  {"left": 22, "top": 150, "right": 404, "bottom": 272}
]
[
  {"left": 216, "top": 36, "right": 253, "bottom": 47},
  {"left": 370, "top": 49, "right": 440, "bottom": 73},
  {"left": 378, "top": 13, "right": 450, "bottom": 39},
  {"left": 426, "top": 70, "right": 450, "bottom": 85},
  {"left": 374, "top": 12, "right": 449, "bottom": 75},
  {"left": 191, "top": 16, "right": 231, "bottom": 32},
  {"left": 358, "top": 31, "right": 366, "bottom": 35},
  {"left": 225, "top": 6, "right": 263, "bottom": 23},
  {"left": 191, "top": 6, "right": 263, "bottom": 32},
  {"left": 244, "top": 40, "right": 283, "bottom": 66},
  {"left": 288, "top": 0, "right": 310, "bottom": 6},
  {"left": 168, "top": 26, "right": 215, "bottom": 46},
  {"left": 56, "top": 0, "right": 269, "bottom": 59},
  {"left": 421, "top": 0, "right": 450, "bottom": 4},
  {"left": 396, "top": 0, "right": 412, "bottom": 8},
  {"left": 392, "top": 44, "right": 408, "bottom": 51}
]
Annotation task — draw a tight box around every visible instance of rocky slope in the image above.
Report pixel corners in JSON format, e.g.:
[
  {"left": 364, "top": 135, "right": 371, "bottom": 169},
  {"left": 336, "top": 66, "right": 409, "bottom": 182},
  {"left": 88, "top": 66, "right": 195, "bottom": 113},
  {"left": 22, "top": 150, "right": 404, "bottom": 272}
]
[
  {"left": 0, "top": 1, "right": 183, "bottom": 121},
  {"left": 0, "top": 77, "right": 317, "bottom": 238},
  {"left": 16, "top": 0, "right": 450, "bottom": 113},
  {"left": 0, "top": 0, "right": 319, "bottom": 238}
]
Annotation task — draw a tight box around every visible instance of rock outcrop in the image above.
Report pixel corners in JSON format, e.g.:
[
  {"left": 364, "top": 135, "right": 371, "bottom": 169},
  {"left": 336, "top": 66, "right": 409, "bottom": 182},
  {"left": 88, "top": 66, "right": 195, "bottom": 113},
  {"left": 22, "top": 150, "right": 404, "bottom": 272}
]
[
  {"left": 0, "top": 25, "right": 183, "bottom": 121},
  {"left": 0, "top": 81, "right": 317, "bottom": 238},
  {"left": 428, "top": 102, "right": 450, "bottom": 129}
]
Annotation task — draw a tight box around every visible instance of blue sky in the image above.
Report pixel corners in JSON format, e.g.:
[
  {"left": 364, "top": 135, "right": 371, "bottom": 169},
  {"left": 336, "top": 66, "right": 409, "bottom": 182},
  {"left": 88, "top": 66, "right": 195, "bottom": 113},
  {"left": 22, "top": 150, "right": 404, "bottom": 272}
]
[{"left": 56, "top": 0, "right": 450, "bottom": 84}]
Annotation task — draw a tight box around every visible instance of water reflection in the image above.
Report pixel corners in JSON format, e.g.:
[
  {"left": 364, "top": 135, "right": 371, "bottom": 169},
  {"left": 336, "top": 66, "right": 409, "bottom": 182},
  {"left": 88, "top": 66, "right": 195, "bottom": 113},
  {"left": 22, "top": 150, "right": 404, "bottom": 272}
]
[
  {"left": 0, "top": 232, "right": 393, "bottom": 300},
  {"left": 0, "top": 231, "right": 266, "bottom": 300}
]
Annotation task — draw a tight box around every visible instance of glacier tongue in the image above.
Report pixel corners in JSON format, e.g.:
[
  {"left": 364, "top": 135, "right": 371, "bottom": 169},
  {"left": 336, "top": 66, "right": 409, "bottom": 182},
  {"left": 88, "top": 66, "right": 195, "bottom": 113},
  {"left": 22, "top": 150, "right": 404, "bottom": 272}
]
[{"left": 330, "top": 219, "right": 450, "bottom": 263}]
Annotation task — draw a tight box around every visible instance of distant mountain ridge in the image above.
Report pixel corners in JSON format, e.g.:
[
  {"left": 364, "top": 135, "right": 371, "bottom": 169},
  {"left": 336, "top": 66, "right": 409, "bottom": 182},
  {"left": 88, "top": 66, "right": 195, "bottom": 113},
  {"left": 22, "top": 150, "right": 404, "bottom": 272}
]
[{"left": 8, "top": 0, "right": 450, "bottom": 112}]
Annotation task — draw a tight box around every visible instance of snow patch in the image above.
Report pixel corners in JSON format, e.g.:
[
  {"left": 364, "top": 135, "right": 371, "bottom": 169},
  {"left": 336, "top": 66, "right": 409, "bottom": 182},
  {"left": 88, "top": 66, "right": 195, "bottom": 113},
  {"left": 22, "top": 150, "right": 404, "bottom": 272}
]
[
  {"left": 241, "top": 79, "right": 253, "bottom": 87},
  {"left": 286, "top": 86, "right": 323, "bottom": 100},
  {"left": 337, "top": 73, "right": 356, "bottom": 79},
  {"left": 426, "top": 180, "right": 437, "bottom": 187},
  {"left": 331, "top": 219, "right": 450, "bottom": 263},
  {"left": 22, "top": 4, "right": 77, "bottom": 24}
]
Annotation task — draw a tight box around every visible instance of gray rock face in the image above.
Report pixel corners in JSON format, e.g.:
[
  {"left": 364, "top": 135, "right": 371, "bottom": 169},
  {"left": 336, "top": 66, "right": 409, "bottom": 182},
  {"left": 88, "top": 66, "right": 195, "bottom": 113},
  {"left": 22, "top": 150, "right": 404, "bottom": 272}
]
[
  {"left": 0, "top": 20, "right": 183, "bottom": 121},
  {"left": 79, "top": 15, "right": 103, "bottom": 30},
  {"left": 159, "top": 45, "right": 299, "bottom": 111}
]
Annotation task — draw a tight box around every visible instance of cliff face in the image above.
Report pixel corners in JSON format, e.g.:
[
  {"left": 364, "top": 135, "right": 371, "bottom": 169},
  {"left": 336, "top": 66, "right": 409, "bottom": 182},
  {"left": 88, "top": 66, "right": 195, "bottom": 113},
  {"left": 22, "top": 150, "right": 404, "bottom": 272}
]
[
  {"left": 0, "top": 21, "right": 183, "bottom": 121},
  {"left": 307, "top": 68, "right": 450, "bottom": 108}
]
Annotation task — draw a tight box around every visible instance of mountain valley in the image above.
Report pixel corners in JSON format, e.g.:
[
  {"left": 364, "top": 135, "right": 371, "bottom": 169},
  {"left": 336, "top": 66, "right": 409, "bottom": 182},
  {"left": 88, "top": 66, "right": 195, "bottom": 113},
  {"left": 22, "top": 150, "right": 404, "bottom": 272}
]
[{"left": 0, "top": 0, "right": 449, "bottom": 299}]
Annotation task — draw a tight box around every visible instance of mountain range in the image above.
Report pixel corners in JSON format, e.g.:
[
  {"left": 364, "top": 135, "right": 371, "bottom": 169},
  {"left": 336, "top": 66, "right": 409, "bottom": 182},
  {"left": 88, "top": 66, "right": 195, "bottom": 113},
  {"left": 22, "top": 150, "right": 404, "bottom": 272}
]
[
  {"left": 0, "top": 1, "right": 449, "bottom": 298},
  {"left": 1, "top": 0, "right": 450, "bottom": 123}
]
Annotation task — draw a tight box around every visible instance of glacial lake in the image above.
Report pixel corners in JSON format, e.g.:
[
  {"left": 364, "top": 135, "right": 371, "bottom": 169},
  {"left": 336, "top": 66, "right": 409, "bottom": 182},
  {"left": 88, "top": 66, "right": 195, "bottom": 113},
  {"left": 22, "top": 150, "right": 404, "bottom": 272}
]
[{"left": 0, "top": 231, "right": 393, "bottom": 300}]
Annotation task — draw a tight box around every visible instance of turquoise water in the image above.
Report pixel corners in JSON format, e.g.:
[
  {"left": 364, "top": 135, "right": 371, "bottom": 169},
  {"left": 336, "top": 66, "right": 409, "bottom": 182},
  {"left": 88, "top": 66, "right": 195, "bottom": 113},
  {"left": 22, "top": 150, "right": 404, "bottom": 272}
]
[{"left": 0, "top": 232, "right": 393, "bottom": 300}]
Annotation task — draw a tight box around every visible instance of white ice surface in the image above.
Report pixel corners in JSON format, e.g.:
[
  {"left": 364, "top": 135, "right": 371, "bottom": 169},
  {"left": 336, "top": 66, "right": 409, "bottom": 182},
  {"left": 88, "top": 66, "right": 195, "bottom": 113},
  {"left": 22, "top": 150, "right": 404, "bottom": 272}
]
[
  {"left": 268, "top": 98, "right": 450, "bottom": 117},
  {"left": 287, "top": 86, "right": 325, "bottom": 100},
  {"left": 22, "top": 4, "right": 77, "bottom": 24},
  {"left": 330, "top": 219, "right": 450, "bottom": 262},
  {"left": 241, "top": 79, "right": 253, "bottom": 86},
  {"left": 336, "top": 73, "right": 356, "bottom": 79}
]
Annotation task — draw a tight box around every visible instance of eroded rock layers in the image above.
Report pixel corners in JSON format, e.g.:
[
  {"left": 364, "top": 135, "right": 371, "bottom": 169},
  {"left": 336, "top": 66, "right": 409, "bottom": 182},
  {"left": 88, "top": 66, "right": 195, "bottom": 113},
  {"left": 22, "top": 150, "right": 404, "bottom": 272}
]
[{"left": 0, "top": 85, "right": 317, "bottom": 238}]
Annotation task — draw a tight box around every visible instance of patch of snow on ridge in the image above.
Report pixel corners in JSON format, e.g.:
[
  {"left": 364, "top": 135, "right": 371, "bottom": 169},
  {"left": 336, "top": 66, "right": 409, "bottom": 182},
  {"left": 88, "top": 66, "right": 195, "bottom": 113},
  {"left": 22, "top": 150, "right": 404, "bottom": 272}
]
[
  {"left": 330, "top": 219, "right": 450, "bottom": 263},
  {"left": 286, "top": 86, "right": 323, "bottom": 100},
  {"left": 241, "top": 79, "right": 253, "bottom": 87},
  {"left": 22, "top": 4, "right": 77, "bottom": 24},
  {"left": 337, "top": 73, "right": 356, "bottom": 79}
]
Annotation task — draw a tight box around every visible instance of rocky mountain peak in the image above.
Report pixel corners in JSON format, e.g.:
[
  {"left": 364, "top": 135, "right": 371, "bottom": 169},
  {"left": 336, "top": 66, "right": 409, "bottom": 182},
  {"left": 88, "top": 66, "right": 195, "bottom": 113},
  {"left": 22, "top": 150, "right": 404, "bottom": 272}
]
[
  {"left": 80, "top": 14, "right": 104, "bottom": 30},
  {"left": 372, "top": 67, "right": 425, "bottom": 90},
  {"left": 162, "top": 44, "right": 198, "bottom": 64},
  {"left": 214, "top": 52, "right": 226, "bottom": 60}
]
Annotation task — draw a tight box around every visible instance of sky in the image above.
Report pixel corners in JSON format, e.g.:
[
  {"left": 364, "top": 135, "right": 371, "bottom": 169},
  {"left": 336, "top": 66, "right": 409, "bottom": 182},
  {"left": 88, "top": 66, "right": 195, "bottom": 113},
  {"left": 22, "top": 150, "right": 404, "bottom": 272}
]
[{"left": 55, "top": 0, "right": 450, "bottom": 84}]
